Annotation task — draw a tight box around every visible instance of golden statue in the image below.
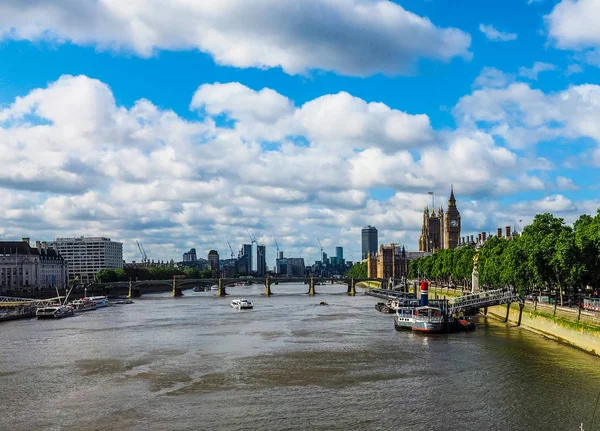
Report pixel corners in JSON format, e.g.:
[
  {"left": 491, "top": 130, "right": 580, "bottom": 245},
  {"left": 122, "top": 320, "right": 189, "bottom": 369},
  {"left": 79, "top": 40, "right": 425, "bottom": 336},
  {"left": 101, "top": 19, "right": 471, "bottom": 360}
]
[{"left": 472, "top": 253, "right": 479, "bottom": 265}]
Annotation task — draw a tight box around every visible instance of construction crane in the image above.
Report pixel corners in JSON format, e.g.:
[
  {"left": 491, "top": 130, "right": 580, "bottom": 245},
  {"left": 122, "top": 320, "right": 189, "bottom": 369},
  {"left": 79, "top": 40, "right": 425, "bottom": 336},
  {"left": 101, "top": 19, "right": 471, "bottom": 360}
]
[
  {"left": 274, "top": 239, "right": 280, "bottom": 256},
  {"left": 136, "top": 241, "right": 148, "bottom": 263},
  {"left": 245, "top": 224, "right": 257, "bottom": 245},
  {"left": 225, "top": 236, "right": 235, "bottom": 259}
]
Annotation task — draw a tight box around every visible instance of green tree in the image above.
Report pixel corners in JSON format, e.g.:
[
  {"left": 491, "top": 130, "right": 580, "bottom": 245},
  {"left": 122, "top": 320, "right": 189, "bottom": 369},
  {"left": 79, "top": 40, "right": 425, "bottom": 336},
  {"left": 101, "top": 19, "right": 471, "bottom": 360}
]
[{"left": 345, "top": 261, "right": 367, "bottom": 278}]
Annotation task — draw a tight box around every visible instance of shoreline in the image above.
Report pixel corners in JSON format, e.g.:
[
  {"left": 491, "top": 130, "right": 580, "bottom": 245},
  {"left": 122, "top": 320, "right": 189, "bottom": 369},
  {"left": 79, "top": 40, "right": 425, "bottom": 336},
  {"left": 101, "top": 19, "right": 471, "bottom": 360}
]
[{"left": 486, "top": 302, "right": 600, "bottom": 357}]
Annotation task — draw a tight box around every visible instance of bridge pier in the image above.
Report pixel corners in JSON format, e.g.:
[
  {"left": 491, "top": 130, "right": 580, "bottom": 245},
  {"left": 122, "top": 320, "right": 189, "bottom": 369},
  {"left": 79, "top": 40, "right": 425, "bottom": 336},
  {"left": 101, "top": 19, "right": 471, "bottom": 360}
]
[
  {"left": 265, "top": 276, "right": 272, "bottom": 296},
  {"left": 172, "top": 278, "right": 183, "bottom": 297},
  {"left": 347, "top": 278, "right": 356, "bottom": 296},
  {"left": 504, "top": 302, "right": 511, "bottom": 323},
  {"left": 217, "top": 279, "right": 227, "bottom": 297},
  {"left": 308, "top": 277, "right": 316, "bottom": 296},
  {"left": 128, "top": 280, "right": 141, "bottom": 299}
]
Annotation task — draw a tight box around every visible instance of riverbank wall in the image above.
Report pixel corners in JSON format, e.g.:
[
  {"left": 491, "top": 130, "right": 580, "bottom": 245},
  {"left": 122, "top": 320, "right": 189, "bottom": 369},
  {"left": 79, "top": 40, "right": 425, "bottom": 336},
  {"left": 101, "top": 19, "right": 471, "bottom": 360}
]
[{"left": 487, "top": 302, "right": 600, "bottom": 357}]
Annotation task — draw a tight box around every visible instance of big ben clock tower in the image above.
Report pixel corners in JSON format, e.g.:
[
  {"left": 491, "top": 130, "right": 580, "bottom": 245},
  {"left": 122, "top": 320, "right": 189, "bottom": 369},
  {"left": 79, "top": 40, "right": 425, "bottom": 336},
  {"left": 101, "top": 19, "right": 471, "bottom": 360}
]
[{"left": 444, "top": 186, "right": 461, "bottom": 249}]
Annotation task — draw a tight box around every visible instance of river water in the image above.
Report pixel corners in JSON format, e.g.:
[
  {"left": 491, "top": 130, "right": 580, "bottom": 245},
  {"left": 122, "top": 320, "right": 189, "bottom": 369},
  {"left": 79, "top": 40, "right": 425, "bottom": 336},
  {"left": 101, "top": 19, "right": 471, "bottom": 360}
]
[{"left": 1, "top": 283, "right": 599, "bottom": 431}]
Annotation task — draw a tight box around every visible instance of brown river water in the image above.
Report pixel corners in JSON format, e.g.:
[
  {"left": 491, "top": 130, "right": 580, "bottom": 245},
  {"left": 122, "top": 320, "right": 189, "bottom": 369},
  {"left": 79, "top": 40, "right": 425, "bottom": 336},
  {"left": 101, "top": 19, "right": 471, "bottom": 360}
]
[{"left": 1, "top": 283, "right": 599, "bottom": 431}]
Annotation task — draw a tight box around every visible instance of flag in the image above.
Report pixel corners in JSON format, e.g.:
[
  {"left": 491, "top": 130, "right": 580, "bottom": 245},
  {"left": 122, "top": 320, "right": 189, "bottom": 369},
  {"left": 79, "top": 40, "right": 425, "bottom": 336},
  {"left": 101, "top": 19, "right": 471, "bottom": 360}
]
[{"left": 428, "top": 191, "right": 433, "bottom": 195}]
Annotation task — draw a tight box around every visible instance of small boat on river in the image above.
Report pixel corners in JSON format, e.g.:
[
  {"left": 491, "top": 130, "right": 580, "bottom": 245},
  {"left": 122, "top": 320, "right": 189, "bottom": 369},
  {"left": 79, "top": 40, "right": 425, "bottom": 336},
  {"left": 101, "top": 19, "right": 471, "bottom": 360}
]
[
  {"left": 68, "top": 298, "right": 97, "bottom": 312},
  {"left": 36, "top": 305, "right": 75, "bottom": 319},
  {"left": 87, "top": 296, "right": 109, "bottom": 308},
  {"left": 231, "top": 299, "right": 253, "bottom": 310},
  {"left": 411, "top": 306, "right": 445, "bottom": 333}
]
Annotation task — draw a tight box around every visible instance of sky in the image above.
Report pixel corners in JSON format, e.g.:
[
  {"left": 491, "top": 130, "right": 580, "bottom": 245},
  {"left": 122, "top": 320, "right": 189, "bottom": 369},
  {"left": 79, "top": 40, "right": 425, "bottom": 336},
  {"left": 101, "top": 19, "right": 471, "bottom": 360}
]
[{"left": 1, "top": 0, "right": 600, "bottom": 268}]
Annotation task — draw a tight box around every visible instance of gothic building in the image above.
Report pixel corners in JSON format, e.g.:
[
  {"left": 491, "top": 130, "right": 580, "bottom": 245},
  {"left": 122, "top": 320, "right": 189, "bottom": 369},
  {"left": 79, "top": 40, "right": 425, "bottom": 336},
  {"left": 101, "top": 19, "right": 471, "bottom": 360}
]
[{"left": 418, "top": 187, "right": 461, "bottom": 252}]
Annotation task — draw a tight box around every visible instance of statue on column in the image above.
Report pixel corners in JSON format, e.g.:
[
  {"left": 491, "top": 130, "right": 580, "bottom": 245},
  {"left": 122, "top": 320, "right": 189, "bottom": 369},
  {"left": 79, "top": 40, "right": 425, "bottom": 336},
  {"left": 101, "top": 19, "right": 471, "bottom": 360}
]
[{"left": 472, "top": 253, "right": 480, "bottom": 293}]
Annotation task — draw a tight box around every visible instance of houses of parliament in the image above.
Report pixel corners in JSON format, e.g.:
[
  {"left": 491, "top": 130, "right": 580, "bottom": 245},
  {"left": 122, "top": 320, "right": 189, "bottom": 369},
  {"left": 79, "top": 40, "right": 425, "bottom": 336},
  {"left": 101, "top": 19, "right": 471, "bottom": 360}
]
[{"left": 418, "top": 187, "right": 461, "bottom": 252}]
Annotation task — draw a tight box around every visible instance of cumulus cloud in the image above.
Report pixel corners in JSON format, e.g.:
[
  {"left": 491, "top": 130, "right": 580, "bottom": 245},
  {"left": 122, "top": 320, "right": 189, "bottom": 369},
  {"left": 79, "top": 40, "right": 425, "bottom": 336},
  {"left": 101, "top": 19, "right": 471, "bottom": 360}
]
[
  {"left": 479, "top": 24, "right": 518, "bottom": 42},
  {"left": 0, "top": 75, "right": 592, "bottom": 263},
  {"left": 0, "top": 0, "right": 471, "bottom": 76},
  {"left": 473, "top": 67, "right": 515, "bottom": 89},
  {"left": 518, "top": 62, "right": 556, "bottom": 80},
  {"left": 454, "top": 80, "right": 600, "bottom": 149}
]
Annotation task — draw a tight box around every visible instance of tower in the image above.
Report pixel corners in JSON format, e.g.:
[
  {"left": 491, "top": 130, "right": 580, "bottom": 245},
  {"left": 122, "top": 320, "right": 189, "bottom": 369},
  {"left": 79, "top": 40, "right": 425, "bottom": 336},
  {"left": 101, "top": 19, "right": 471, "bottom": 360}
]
[{"left": 444, "top": 185, "right": 461, "bottom": 249}]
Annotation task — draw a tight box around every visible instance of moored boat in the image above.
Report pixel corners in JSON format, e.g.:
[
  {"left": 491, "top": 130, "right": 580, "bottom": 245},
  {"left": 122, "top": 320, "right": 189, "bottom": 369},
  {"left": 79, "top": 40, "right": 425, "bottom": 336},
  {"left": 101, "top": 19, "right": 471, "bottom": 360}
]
[
  {"left": 36, "top": 305, "right": 75, "bottom": 319},
  {"left": 393, "top": 306, "right": 417, "bottom": 331},
  {"left": 411, "top": 306, "right": 444, "bottom": 333},
  {"left": 231, "top": 298, "right": 253, "bottom": 310},
  {"left": 87, "top": 296, "right": 109, "bottom": 307},
  {"left": 68, "top": 298, "right": 97, "bottom": 312},
  {"left": 0, "top": 305, "right": 37, "bottom": 322}
]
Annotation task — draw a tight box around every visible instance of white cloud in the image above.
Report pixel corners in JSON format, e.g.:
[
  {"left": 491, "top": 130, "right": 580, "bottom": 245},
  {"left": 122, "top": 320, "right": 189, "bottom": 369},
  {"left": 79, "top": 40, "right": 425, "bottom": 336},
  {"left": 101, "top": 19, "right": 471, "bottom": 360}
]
[
  {"left": 518, "top": 62, "right": 556, "bottom": 80},
  {"left": 512, "top": 194, "right": 576, "bottom": 213},
  {"left": 547, "top": 0, "right": 600, "bottom": 50},
  {"left": 479, "top": 24, "right": 518, "bottom": 42},
  {"left": 566, "top": 64, "right": 584, "bottom": 75},
  {"left": 473, "top": 67, "right": 515, "bottom": 89},
  {"left": 454, "top": 81, "right": 600, "bottom": 149},
  {"left": 0, "top": 75, "right": 593, "bottom": 264},
  {"left": 0, "top": 0, "right": 471, "bottom": 76},
  {"left": 555, "top": 176, "right": 579, "bottom": 190}
]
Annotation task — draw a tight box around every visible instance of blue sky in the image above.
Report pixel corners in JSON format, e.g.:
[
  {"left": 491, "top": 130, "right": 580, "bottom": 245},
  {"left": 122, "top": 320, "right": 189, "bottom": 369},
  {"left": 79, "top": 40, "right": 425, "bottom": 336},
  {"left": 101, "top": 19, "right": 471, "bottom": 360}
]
[{"left": 0, "top": 0, "right": 599, "bottom": 265}]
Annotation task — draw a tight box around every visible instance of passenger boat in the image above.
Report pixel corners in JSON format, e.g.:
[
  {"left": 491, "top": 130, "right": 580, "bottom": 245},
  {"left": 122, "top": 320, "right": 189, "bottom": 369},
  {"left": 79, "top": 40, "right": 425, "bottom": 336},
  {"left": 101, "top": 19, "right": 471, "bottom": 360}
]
[
  {"left": 36, "top": 305, "right": 75, "bottom": 319},
  {"left": 230, "top": 298, "right": 253, "bottom": 310},
  {"left": 68, "top": 298, "right": 97, "bottom": 312},
  {"left": 86, "top": 296, "right": 109, "bottom": 308},
  {"left": 393, "top": 307, "right": 417, "bottom": 331},
  {"left": 411, "top": 306, "right": 444, "bottom": 333},
  {"left": 193, "top": 286, "right": 208, "bottom": 292}
]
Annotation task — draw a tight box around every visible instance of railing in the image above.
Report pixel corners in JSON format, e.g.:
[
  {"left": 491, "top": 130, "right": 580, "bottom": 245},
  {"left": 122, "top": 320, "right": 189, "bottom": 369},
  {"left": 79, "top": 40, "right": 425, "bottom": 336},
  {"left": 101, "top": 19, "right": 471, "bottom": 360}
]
[
  {"left": 0, "top": 296, "right": 60, "bottom": 307},
  {"left": 448, "top": 288, "right": 522, "bottom": 314}
]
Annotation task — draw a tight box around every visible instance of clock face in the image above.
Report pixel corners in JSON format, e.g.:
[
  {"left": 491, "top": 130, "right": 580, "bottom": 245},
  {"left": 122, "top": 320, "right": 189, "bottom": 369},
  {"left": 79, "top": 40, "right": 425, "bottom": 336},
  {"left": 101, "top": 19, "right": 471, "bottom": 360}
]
[{"left": 450, "top": 219, "right": 458, "bottom": 228}]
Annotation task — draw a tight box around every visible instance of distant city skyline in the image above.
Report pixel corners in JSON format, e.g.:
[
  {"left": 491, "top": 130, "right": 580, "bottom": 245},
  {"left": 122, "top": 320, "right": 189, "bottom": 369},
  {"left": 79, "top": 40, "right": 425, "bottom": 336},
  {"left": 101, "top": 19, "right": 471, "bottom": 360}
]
[{"left": 1, "top": 2, "right": 598, "bottom": 268}]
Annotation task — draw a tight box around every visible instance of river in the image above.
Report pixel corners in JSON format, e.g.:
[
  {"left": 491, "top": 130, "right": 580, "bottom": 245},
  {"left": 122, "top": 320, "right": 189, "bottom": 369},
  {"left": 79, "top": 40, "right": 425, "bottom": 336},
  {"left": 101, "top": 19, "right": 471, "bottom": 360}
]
[{"left": 1, "top": 283, "right": 599, "bottom": 430}]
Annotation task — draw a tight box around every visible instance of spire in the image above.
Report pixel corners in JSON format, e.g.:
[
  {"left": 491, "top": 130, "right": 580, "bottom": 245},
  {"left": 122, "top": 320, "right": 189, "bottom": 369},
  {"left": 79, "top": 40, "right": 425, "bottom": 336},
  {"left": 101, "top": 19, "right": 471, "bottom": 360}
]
[{"left": 448, "top": 184, "right": 456, "bottom": 206}]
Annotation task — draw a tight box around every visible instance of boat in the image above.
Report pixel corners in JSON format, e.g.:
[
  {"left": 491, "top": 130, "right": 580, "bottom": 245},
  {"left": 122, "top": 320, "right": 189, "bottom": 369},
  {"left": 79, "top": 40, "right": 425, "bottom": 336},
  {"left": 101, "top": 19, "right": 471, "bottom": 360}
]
[
  {"left": 375, "top": 302, "right": 394, "bottom": 313},
  {"left": 393, "top": 306, "right": 417, "bottom": 331},
  {"left": 193, "top": 286, "right": 208, "bottom": 292},
  {"left": 86, "top": 296, "right": 109, "bottom": 307},
  {"left": 411, "top": 306, "right": 445, "bottom": 333},
  {"left": 68, "top": 298, "right": 97, "bottom": 312},
  {"left": 230, "top": 298, "right": 253, "bottom": 310},
  {"left": 114, "top": 299, "right": 134, "bottom": 305},
  {"left": 36, "top": 305, "right": 75, "bottom": 319}
]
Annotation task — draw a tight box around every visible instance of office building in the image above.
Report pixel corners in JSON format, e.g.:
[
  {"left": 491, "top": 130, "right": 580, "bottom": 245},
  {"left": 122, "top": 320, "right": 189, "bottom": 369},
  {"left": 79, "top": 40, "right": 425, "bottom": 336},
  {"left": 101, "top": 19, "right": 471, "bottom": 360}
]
[
  {"left": 336, "top": 247, "right": 343, "bottom": 264},
  {"left": 183, "top": 248, "right": 197, "bottom": 262},
  {"left": 0, "top": 238, "right": 67, "bottom": 294},
  {"left": 256, "top": 245, "right": 266, "bottom": 276},
  {"left": 49, "top": 236, "right": 123, "bottom": 283},
  {"left": 208, "top": 250, "right": 219, "bottom": 275},
  {"left": 361, "top": 226, "right": 378, "bottom": 259}
]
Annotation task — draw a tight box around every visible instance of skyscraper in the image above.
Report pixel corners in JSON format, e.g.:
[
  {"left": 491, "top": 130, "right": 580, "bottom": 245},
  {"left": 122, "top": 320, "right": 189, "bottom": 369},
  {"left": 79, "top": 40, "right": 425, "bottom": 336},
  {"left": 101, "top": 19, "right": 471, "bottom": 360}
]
[
  {"left": 208, "top": 250, "right": 219, "bottom": 275},
  {"left": 361, "top": 226, "right": 378, "bottom": 259},
  {"left": 256, "top": 245, "right": 266, "bottom": 276},
  {"left": 336, "top": 246, "right": 343, "bottom": 263}
]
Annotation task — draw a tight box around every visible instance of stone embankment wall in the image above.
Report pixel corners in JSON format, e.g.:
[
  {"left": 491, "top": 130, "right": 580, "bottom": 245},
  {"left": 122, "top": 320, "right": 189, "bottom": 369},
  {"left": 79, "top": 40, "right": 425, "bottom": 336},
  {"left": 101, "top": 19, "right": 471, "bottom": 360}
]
[{"left": 487, "top": 302, "right": 600, "bottom": 357}]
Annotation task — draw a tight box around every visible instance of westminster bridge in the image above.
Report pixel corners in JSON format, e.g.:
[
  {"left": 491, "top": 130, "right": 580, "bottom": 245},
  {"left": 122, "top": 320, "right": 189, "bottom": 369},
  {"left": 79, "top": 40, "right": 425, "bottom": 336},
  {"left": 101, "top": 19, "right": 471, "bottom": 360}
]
[{"left": 86, "top": 276, "right": 395, "bottom": 298}]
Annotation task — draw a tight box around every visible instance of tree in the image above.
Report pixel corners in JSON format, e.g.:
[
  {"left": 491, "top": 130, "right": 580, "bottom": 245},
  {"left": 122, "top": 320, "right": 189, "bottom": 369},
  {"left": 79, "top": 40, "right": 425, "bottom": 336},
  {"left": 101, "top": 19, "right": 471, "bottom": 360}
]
[{"left": 345, "top": 261, "right": 367, "bottom": 278}]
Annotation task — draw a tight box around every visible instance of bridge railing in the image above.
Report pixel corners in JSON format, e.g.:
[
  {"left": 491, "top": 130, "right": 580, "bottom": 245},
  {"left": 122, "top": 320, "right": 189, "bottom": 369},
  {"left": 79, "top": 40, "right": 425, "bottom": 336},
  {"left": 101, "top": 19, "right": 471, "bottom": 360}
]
[{"left": 447, "top": 288, "right": 522, "bottom": 314}]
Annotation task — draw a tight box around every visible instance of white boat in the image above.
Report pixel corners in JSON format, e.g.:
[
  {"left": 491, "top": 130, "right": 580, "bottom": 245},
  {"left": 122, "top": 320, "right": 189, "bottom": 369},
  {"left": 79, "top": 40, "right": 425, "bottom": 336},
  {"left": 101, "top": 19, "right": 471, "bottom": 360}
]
[
  {"left": 36, "top": 305, "right": 75, "bottom": 319},
  {"left": 230, "top": 298, "right": 253, "bottom": 310},
  {"left": 86, "top": 296, "right": 109, "bottom": 308},
  {"left": 393, "top": 306, "right": 417, "bottom": 331},
  {"left": 68, "top": 298, "right": 97, "bottom": 312}
]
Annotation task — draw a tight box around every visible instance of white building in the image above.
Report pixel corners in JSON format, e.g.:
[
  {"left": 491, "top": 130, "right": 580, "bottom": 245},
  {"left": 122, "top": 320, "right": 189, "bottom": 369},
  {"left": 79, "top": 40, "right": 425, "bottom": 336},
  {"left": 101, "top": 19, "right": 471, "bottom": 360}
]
[
  {"left": 0, "top": 238, "right": 67, "bottom": 295},
  {"left": 50, "top": 237, "right": 123, "bottom": 283}
]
